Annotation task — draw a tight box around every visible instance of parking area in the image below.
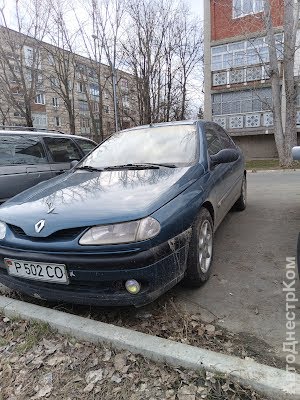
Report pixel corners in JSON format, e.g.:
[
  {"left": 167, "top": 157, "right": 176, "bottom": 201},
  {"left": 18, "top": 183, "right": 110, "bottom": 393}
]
[
  {"left": 1, "top": 170, "right": 299, "bottom": 367},
  {"left": 176, "top": 170, "right": 300, "bottom": 364}
]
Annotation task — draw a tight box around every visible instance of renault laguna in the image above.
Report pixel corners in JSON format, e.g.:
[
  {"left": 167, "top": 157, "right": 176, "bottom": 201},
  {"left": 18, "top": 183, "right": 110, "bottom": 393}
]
[{"left": 0, "top": 120, "right": 246, "bottom": 306}]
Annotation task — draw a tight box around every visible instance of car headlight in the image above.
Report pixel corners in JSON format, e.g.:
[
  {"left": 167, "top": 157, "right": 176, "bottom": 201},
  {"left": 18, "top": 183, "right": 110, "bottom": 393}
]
[
  {"left": 0, "top": 221, "right": 6, "bottom": 240},
  {"left": 79, "top": 217, "right": 160, "bottom": 245}
]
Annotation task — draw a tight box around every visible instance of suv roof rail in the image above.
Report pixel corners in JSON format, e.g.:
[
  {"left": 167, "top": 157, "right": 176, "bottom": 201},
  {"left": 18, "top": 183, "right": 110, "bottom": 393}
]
[{"left": 0, "top": 126, "right": 68, "bottom": 134}]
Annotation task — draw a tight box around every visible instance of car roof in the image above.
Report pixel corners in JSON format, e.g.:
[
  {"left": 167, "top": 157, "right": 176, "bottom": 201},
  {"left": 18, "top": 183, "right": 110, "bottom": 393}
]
[
  {"left": 0, "top": 130, "right": 96, "bottom": 142},
  {"left": 121, "top": 119, "right": 208, "bottom": 133}
]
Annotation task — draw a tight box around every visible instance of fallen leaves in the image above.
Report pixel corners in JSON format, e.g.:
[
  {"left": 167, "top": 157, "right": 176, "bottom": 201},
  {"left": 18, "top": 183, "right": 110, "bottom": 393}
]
[{"left": 0, "top": 310, "right": 275, "bottom": 400}]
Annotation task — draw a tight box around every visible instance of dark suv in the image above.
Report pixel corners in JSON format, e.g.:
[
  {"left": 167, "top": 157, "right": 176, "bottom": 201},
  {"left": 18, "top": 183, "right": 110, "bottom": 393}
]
[{"left": 0, "top": 129, "right": 97, "bottom": 203}]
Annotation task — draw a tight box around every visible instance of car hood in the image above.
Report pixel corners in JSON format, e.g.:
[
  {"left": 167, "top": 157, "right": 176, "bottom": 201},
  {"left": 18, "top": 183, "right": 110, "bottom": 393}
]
[{"left": 0, "top": 166, "right": 203, "bottom": 237}]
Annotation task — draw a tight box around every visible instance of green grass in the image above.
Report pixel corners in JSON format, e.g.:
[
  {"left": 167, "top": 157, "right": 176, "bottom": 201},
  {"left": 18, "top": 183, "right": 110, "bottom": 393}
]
[
  {"left": 246, "top": 159, "right": 300, "bottom": 170},
  {"left": 15, "top": 320, "right": 51, "bottom": 354}
]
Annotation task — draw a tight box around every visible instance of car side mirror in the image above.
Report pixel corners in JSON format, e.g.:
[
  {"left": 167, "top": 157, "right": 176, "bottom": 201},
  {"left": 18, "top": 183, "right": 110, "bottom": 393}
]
[
  {"left": 70, "top": 160, "right": 79, "bottom": 168},
  {"left": 210, "top": 148, "right": 239, "bottom": 167},
  {"left": 292, "top": 146, "right": 300, "bottom": 160}
]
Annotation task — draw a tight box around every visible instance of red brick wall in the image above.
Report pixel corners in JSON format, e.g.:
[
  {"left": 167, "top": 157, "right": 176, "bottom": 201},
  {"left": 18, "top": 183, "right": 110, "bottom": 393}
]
[{"left": 211, "top": 0, "right": 283, "bottom": 41}]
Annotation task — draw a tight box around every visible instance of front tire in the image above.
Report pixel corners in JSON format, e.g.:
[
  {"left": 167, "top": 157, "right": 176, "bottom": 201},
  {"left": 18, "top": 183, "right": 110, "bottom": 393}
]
[{"left": 182, "top": 207, "right": 214, "bottom": 288}]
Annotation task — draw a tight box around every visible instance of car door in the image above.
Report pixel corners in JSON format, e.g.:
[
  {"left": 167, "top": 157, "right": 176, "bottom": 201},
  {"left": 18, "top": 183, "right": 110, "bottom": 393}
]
[
  {"left": 0, "top": 134, "right": 54, "bottom": 202},
  {"left": 204, "top": 122, "right": 233, "bottom": 226},
  {"left": 215, "top": 125, "right": 243, "bottom": 205},
  {"left": 43, "top": 136, "right": 82, "bottom": 176}
]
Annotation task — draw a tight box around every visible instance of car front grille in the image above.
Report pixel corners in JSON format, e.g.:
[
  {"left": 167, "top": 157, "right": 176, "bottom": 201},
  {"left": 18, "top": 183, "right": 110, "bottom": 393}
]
[{"left": 9, "top": 224, "right": 87, "bottom": 241}]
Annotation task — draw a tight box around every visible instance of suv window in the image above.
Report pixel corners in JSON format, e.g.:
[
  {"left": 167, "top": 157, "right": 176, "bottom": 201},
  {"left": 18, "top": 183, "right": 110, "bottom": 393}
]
[
  {"left": 74, "top": 138, "right": 96, "bottom": 155},
  {"left": 44, "top": 137, "right": 81, "bottom": 163},
  {"left": 216, "top": 125, "right": 236, "bottom": 149},
  {"left": 204, "top": 123, "right": 223, "bottom": 156},
  {"left": 0, "top": 135, "right": 47, "bottom": 166}
]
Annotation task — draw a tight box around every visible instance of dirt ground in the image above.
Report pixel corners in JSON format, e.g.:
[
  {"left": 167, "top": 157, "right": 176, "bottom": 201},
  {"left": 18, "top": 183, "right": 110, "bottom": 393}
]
[
  {"left": 0, "top": 314, "right": 270, "bottom": 400},
  {"left": 175, "top": 170, "right": 300, "bottom": 365}
]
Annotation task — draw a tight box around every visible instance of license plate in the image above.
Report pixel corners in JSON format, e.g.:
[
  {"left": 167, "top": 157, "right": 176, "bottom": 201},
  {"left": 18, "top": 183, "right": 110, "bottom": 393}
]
[{"left": 4, "top": 258, "right": 69, "bottom": 284}]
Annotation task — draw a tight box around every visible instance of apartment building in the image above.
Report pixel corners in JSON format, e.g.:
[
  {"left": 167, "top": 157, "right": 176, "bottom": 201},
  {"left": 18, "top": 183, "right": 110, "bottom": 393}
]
[
  {"left": 203, "top": 0, "right": 289, "bottom": 158},
  {"left": 0, "top": 27, "right": 138, "bottom": 141}
]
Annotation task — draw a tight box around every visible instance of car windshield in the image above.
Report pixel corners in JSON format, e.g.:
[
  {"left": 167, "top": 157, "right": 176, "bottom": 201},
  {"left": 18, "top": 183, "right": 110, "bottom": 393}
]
[{"left": 80, "top": 125, "right": 198, "bottom": 168}]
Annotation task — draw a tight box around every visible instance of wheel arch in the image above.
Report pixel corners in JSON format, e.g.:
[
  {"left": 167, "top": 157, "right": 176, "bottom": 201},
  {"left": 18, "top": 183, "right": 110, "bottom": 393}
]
[{"left": 201, "top": 201, "right": 215, "bottom": 223}]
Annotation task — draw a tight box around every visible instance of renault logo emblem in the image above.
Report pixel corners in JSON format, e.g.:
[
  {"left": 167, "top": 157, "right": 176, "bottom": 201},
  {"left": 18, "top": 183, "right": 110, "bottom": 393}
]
[{"left": 35, "top": 219, "right": 45, "bottom": 233}]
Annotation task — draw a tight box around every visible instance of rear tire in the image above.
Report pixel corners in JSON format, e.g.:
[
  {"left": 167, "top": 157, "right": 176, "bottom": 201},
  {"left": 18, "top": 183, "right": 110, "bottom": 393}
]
[
  {"left": 182, "top": 207, "right": 214, "bottom": 288},
  {"left": 234, "top": 175, "right": 247, "bottom": 211}
]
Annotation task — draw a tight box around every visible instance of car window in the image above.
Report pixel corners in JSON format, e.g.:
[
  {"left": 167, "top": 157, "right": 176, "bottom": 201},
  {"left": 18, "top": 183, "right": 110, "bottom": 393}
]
[
  {"left": 81, "top": 125, "right": 198, "bottom": 168},
  {"left": 204, "top": 124, "right": 223, "bottom": 156},
  {"left": 74, "top": 138, "right": 96, "bottom": 155},
  {"left": 44, "top": 137, "right": 81, "bottom": 163},
  {"left": 216, "top": 125, "right": 236, "bottom": 149},
  {"left": 0, "top": 135, "right": 47, "bottom": 166}
]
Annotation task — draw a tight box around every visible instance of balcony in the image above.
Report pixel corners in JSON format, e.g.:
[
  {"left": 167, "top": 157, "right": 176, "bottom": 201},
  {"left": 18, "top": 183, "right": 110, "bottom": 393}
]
[
  {"left": 212, "top": 64, "right": 271, "bottom": 87},
  {"left": 213, "top": 110, "right": 300, "bottom": 133},
  {"left": 212, "top": 111, "right": 273, "bottom": 131}
]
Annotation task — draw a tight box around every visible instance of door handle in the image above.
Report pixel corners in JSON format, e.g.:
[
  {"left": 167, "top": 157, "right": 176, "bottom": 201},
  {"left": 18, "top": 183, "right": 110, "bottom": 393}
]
[
  {"left": 26, "top": 167, "right": 40, "bottom": 177},
  {"left": 26, "top": 167, "right": 38, "bottom": 173}
]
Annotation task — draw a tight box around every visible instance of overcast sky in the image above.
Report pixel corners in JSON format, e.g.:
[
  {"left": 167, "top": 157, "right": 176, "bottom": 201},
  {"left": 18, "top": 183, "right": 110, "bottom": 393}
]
[
  {"left": 2, "top": 0, "right": 204, "bottom": 25},
  {"left": 190, "top": 0, "right": 204, "bottom": 19}
]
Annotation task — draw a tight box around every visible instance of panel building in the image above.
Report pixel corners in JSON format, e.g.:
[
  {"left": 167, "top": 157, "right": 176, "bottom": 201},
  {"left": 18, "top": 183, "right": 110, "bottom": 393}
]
[
  {"left": 203, "top": 0, "right": 295, "bottom": 159},
  {"left": 0, "top": 27, "right": 138, "bottom": 141}
]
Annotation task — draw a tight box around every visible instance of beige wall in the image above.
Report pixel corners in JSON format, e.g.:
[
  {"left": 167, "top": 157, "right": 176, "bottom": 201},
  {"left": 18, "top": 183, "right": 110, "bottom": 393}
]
[
  {"left": 232, "top": 132, "right": 300, "bottom": 160},
  {"left": 232, "top": 135, "right": 278, "bottom": 160}
]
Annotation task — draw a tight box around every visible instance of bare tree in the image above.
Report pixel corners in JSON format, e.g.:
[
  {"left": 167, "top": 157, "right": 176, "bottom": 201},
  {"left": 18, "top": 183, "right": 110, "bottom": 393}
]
[
  {"left": 42, "top": 0, "right": 78, "bottom": 134},
  {"left": 250, "top": 0, "right": 298, "bottom": 166},
  {"left": 175, "top": 7, "right": 203, "bottom": 120},
  {"left": 0, "top": 0, "right": 50, "bottom": 127},
  {"left": 122, "top": 0, "right": 202, "bottom": 124}
]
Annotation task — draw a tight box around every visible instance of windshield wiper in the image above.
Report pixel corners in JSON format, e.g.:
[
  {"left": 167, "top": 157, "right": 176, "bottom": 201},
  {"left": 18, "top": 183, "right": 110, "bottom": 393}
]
[
  {"left": 145, "top": 163, "right": 177, "bottom": 168},
  {"left": 75, "top": 165, "right": 104, "bottom": 172},
  {"left": 103, "top": 163, "right": 176, "bottom": 170}
]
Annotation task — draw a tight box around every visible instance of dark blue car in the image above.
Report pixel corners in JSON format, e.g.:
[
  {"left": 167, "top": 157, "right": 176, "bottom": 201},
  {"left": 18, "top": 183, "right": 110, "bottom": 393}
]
[{"left": 0, "top": 120, "right": 246, "bottom": 306}]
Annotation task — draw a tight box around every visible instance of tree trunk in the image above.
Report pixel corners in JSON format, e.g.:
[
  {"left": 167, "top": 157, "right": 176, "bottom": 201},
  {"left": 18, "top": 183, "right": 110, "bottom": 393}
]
[
  {"left": 283, "top": 0, "right": 298, "bottom": 166},
  {"left": 263, "top": 0, "right": 285, "bottom": 165}
]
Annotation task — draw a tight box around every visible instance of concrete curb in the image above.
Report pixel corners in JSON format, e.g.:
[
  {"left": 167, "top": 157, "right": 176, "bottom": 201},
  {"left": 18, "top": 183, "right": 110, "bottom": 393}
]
[
  {"left": 0, "top": 296, "right": 299, "bottom": 400},
  {"left": 247, "top": 169, "right": 300, "bottom": 173}
]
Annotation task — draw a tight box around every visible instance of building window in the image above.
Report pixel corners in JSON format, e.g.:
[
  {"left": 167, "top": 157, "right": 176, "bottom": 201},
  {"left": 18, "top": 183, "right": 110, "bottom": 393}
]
[
  {"left": 104, "top": 105, "right": 109, "bottom": 114},
  {"left": 77, "top": 82, "right": 84, "bottom": 93},
  {"left": 212, "top": 88, "right": 272, "bottom": 116},
  {"left": 32, "top": 113, "right": 47, "bottom": 128},
  {"left": 54, "top": 116, "right": 61, "bottom": 127},
  {"left": 211, "top": 34, "right": 283, "bottom": 71},
  {"left": 23, "top": 45, "right": 33, "bottom": 67},
  {"left": 79, "top": 100, "right": 89, "bottom": 112},
  {"left": 80, "top": 117, "right": 90, "bottom": 128},
  {"left": 233, "top": 0, "right": 264, "bottom": 18},
  {"left": 92, "top": 102, "right": 99, "bottom": 112},
  {"left": 35, "top": 93, "right": 45, "bottom": 105},
  {"left": 48, "top": 53, "right": 55, "bottom": 65},
  {"left": 90, "top": 83, "right": 100, "bottom": 97},
  {"left": 50, "top": 76, "right": 59, "bottom": 87},
  {"left": 120, "top": 78, "right": 128, "bottom": 88},
  {"left": 52, "top": 97, "right": 59, "bottom": 107}
]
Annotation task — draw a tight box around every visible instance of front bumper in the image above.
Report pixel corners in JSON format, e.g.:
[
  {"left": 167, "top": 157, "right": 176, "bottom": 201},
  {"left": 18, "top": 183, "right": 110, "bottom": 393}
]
[{"left": 0, "top": 230, "right": 191, "bottom": 306}]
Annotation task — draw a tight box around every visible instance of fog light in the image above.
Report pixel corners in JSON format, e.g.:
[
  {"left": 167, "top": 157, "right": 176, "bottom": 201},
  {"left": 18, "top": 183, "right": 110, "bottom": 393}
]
[{"left": 125, "top": 279, "right": 141, "bottom": 294}]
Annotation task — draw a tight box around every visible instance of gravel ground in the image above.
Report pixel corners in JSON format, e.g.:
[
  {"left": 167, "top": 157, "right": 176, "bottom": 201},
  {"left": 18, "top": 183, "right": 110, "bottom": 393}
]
[{"left": 0, "top": 314, "right": 270, "bottom": 400}]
